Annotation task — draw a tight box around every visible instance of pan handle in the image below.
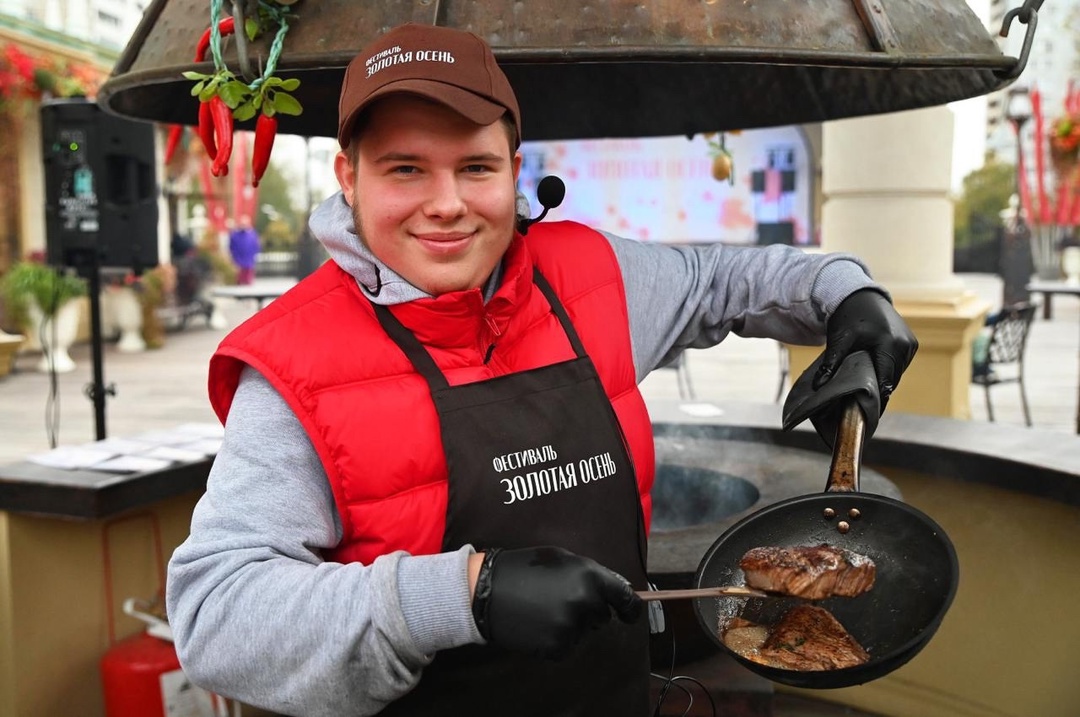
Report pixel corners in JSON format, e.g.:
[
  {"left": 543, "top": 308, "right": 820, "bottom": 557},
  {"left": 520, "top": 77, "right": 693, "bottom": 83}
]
[{"left": 824, "top": 400, "right": 864, "bottom": 493}]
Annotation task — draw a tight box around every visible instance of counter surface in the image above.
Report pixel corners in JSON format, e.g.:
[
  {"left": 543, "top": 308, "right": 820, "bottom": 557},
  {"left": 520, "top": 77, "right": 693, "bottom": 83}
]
[{"left": 1, "top": 401, "right": 1076, "bottom": 520}]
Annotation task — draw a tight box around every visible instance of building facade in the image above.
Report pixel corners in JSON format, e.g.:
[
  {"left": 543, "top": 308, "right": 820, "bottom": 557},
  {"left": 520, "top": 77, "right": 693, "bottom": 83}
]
[
  {"left": 986, "top": 0, "right": 1080, "bottom": 163},
  {"left": 0, "top": 0, "right": 147, "bottom": 279},
  {"left": 0, "top": 0, "right": 146, "bottom": 52}
]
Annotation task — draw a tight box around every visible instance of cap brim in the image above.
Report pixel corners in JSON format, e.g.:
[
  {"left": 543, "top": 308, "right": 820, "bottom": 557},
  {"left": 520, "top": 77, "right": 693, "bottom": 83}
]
[{"left": 338, "top": 78, "right": 509, "bottom": 148}]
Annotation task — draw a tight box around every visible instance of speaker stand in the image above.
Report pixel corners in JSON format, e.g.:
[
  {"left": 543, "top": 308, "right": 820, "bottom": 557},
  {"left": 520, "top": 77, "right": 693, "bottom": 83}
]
[{"left": 70, "top": 250, "right": 115, "bottom": 440}]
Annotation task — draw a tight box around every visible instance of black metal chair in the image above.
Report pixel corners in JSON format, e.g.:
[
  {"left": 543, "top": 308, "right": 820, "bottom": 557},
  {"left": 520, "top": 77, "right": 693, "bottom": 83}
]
[{"left": 971, "top": 302, "right": 1037, "bottom": 426}]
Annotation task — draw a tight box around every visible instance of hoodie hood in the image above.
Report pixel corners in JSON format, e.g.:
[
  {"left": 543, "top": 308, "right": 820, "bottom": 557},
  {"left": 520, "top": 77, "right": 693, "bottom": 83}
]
[
  {"left": 309, "top": 191, "right": 522, "bottom": 305},
  {"left": 308, "top": 192, "right": 431, "bottom": 306}
]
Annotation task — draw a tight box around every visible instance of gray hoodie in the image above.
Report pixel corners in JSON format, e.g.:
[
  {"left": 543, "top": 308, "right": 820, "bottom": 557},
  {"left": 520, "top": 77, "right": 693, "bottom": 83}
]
[{"left": 166, "top": 191, "right": 880, "bottom": 716}]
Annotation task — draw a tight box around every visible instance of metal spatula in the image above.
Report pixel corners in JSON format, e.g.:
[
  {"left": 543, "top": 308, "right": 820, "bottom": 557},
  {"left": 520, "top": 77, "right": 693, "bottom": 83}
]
[{"left": 635, "top": 586, "right": 771, "bottom": 601}]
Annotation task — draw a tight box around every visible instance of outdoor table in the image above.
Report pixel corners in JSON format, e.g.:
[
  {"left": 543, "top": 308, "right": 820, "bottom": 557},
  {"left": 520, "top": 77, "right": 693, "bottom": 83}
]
[
  {"left": 211, "top": 280, "right": 296, "bottom": 309},
  {"left": 0, "top": 448, "right": 214, "bottom": 716},
  {"left": 1026, "top": 279, "right": 1080, "bottom": 433},
  {"left": 0, "top": 455, "right": 212, "bottom": 519},
  {"left": 1026, "top": 279, "right": 1080, "bottom": 320}
]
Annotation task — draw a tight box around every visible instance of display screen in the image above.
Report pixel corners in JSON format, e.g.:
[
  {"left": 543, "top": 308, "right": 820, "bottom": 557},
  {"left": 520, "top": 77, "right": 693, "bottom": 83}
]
[{"left": 517, "top": 126, "right": 813, "bottom": 246}]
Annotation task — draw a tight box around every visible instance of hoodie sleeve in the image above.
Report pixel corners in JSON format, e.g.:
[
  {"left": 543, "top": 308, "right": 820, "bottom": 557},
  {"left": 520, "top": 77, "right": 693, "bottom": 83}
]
[
  {"left": 167, "top": 367, "right": 482, "bottom": 717},
  {"left": 600, "top": 232, "right": 884, "bottom": 381}
]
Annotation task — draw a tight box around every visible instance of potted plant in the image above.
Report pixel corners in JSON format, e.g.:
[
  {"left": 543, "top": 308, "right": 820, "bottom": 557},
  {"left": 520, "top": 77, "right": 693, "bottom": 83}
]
[{"left": 0, "top": 259, "right": 87, "bottom": 372}]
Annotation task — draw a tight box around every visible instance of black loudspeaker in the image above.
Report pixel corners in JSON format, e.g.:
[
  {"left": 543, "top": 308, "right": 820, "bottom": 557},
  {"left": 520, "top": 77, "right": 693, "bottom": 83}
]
[{"left": 41, "top": 98, "right": 159, "bottom": 272}]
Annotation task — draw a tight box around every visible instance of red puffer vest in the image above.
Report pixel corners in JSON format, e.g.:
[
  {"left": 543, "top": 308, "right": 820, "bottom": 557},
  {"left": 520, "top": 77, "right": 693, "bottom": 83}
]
[{"left": 208, "top": 221, "right": 655, "bottom": 564}]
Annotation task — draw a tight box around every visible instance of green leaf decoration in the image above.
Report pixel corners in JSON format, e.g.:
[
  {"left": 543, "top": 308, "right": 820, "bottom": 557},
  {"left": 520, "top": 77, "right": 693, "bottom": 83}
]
[
  {"left": 182, "top": 71, "right": 211, "bottom": 81},
  {"left": 245, "top": 18, "right": 259, "bottom": 42},
  {"left": 218, "top": 80, "right": 250, "bottom": 108},
  {"left": 234, "top": 103, "right": 258, "bottom": 122},
  {"left": 197, "top": 84, "right": 218, "bottom": 102},
  {"left": 271, "top": 91, "right": 303, "bottom": 116},
  {"left": 190, "top": 80, "right": 206, "bottom": 97},
  {"left": 279, "top": 78, "right": 300, "bottom": 91}
]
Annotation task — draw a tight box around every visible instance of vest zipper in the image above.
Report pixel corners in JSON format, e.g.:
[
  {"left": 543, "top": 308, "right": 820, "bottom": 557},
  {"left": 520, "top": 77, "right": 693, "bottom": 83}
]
[{"left": 483, "top": 314, "right": 502, "bottom": 364}]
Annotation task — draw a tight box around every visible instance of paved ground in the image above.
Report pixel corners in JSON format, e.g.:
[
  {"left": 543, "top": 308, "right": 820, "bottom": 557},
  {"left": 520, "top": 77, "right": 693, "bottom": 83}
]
[{"left": 1, "top": 272, "right": 1077, "bottom": 465}]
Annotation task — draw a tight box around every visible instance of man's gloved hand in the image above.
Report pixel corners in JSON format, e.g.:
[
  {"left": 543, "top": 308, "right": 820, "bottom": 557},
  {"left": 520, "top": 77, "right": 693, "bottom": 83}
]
[
  {"left": 814, "top": 289, "right": 918, "bottom": 407},
  {"left": 471, "top": 546, "right": 642, "bottom": 659}
]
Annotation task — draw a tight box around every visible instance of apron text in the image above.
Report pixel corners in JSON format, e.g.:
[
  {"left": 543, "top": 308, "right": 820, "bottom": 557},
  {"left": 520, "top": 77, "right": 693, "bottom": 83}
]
[{"left": 500, "top": 451, "right": 617, "bottom": 504}]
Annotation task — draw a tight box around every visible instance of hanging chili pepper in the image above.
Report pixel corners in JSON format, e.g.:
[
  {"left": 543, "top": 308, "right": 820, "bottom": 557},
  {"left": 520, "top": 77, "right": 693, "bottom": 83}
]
[
  {"left": 187, "top": 18, "right": 236, "bottom": 169},
  {"left": 251, "top": 112, "right": 278, "bottom": 188},
  {"left": 209, "top": 95, "right": 234, "bottom": 177},
  {"left": 197, "top": 100, "right": 217, "bottom": 160},
  {"left": 164, "top": 124, "right": 184, "bottom": 165},
  {"left": 195, "top": 16, "right": 236, "bottom": 62}
]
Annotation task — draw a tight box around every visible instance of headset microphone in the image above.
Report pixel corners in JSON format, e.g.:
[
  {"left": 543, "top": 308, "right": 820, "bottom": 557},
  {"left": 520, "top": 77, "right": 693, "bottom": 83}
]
[{"left": 519, "top": 175, "right": 566, "bottom": 235}]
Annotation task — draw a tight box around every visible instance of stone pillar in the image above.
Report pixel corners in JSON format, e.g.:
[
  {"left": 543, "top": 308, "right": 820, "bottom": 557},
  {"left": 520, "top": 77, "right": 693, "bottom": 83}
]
[{"left": 786, "top": 106, "right": 989, "bottom": 419}]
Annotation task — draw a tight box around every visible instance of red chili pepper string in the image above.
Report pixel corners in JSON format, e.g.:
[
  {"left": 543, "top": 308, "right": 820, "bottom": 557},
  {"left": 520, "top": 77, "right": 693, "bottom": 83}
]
[
  {"left": 195, "top": 16, "right": 235, "bottom": 62},
  {"left": 197, "top": 99, "right": 217, "bottom": 160},
  {"left": 209, "top": 95, "right": 234, "bottom": 177},
  {"left": 193, "top": 17, "right": 236, "bottom": 173},
  {"left": 164, "top": 124, "right": 184, "bottom": 165},
  {"left": 251, "top": 113, "right": 277, "bottom": 188}
]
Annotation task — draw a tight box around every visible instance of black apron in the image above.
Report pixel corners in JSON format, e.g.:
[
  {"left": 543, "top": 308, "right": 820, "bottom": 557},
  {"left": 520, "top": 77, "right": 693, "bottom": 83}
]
[{"left": 372, "top": 269, "right": 650, "bottom": 717}]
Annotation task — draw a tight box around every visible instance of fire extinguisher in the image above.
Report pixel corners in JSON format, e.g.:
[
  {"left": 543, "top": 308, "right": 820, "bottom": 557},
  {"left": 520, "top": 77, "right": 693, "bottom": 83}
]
[
  {"left": 101, "top": 599, "right": 231, "bottom": 717},
  {"left": 99, "top": 513, "right": 233, "bottom": 717}
]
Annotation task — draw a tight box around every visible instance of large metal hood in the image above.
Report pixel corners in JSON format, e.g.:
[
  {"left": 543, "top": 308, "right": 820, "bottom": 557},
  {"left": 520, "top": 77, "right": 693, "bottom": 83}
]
[{"left": 97, "top": 0, "right": 1042, "bottom": 142}]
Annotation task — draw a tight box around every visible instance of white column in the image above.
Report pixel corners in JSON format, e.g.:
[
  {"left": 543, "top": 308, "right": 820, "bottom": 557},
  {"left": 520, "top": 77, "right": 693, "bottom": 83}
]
[
  {"left": 821, "top": 106, "right": 965, "bottom": 302},
  {"left": 788, "top": 106, "right": 990, "bottom": 419}
]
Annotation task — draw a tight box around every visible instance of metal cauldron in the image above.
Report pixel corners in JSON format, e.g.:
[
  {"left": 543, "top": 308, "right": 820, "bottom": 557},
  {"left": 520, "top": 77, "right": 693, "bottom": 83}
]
[{"left": 98, "top": 0, "right": 1042, "bottom": 141}]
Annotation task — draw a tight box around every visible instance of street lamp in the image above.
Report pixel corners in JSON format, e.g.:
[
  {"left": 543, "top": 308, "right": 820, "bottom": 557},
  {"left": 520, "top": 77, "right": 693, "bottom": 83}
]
[
  {"left": 1001, "top": 84, "right": 1036, "bottom": 305},
  {"left": 1004, "top": 83, "right": 1032, "bottom": 221}
]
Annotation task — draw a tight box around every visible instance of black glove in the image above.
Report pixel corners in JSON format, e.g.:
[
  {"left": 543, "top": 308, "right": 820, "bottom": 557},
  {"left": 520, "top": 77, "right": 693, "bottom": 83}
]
[
  {"left": 814, "top": 289, "right": 918, "bottom": 407},
  {"left": 471, "top": 546, "right": 642, "bottom": 659}
]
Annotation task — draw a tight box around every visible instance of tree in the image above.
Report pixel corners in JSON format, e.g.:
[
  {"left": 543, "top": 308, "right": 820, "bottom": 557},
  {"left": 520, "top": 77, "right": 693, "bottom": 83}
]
[
  {"left": 953, "top": 158, "right": 1016, "bottom": 249},
  {"left": 254, "top": 158, "right": 303, "bottom": 250}
]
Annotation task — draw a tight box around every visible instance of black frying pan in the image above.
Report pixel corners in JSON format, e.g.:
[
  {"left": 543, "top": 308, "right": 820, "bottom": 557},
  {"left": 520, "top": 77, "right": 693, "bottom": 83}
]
[{"left": 691, "top": 400, "right": 959, "bottom": 689}]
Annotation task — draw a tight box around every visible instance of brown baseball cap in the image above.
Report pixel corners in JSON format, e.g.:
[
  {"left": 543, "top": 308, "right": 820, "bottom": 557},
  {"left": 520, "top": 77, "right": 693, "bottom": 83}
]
[{"left": 337, "top": 24, "right": 521, "bottom": 149}]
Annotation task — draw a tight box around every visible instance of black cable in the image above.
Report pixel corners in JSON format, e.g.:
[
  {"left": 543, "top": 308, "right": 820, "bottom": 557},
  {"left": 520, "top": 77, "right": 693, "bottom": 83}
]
[
  {"left": 649, "top": 675, "right": 693, "bottom": 716},
  {"left": 43, "top": 277, "right": 62, "bottom": 448},
  {"left": 649, "top": 618, "right": 717, "bottom": 717}
]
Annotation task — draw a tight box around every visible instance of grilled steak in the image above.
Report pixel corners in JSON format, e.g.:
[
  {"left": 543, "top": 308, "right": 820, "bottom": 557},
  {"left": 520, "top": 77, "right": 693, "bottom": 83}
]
[
  {"left": 739, "top": 544, "right": 876, "bottom": 600},
  {"left": 756, "top": 604, "right": 870, "bottom": 670}
]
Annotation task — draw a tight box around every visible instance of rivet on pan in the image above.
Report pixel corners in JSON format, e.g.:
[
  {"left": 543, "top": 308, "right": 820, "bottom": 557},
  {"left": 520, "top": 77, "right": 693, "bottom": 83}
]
[
  {"left": 837, "top": 521, "right": 851, "bottom": 534},
  {"left": 823, "top": 508, "right": 836, "bottom": 519},
  {"left": 849, "top": 508, "right": 861, "bottom": 520}
]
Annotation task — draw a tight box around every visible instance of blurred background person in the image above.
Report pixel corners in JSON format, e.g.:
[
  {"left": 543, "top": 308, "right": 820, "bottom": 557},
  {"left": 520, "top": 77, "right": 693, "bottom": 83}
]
[{"left": 228, "top": 215, "right": 261, "bottom": 285}]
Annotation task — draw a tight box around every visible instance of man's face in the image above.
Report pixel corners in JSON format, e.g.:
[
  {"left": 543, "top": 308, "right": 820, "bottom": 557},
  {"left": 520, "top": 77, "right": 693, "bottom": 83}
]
[{"left": 334, "top": 94, "right": 522, "bottom": 296}]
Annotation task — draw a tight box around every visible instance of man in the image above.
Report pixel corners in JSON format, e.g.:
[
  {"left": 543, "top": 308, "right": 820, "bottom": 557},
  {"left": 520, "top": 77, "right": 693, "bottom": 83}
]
[
  {"left": 167, "top": 23, "right": 917, "bottom": 717},
  {"left": 227, "top": 215, "right": 261, "bottom": 285}
]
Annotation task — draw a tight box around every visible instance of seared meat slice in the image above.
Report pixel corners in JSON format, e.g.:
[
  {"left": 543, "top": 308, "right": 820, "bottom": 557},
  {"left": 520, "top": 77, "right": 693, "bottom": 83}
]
[
  {"left": 739, "top": 544, "right": 876, "bottom": 600},
  {"left": 757, "top": 604, "right": 870, "bottom": 671}
]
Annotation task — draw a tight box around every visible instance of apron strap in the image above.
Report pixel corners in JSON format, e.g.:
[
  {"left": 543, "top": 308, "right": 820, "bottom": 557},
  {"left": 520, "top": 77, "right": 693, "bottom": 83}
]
[
  {"left": 373, "top": 303, "right": 451, "bottom": 391},
  {"left": 532, "top": 268, "right": 588, "bottom": 359},
  {"left": 372, "top": 267, "right": 585, "bottom": 391}
]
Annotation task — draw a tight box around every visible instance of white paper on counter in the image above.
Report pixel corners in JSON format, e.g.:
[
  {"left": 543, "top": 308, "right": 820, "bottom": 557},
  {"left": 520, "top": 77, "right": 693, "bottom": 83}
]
[
  {"left": 173, "top": 438, "right": 223, "bottom": 456},
  {"left": 26, "top": 446, "right": 118, "bottom": 469},
  {"left": 89, "top": 455, "right": 175, "bottom": 473},
  {"left": 139, "top": 445, "right": 211, "bottom": 463}
]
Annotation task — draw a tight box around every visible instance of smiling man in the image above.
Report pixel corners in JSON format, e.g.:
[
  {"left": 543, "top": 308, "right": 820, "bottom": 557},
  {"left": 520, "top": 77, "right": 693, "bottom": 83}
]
[{"left": 167, "top": 23, "right": 918, "bottom": 717}]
